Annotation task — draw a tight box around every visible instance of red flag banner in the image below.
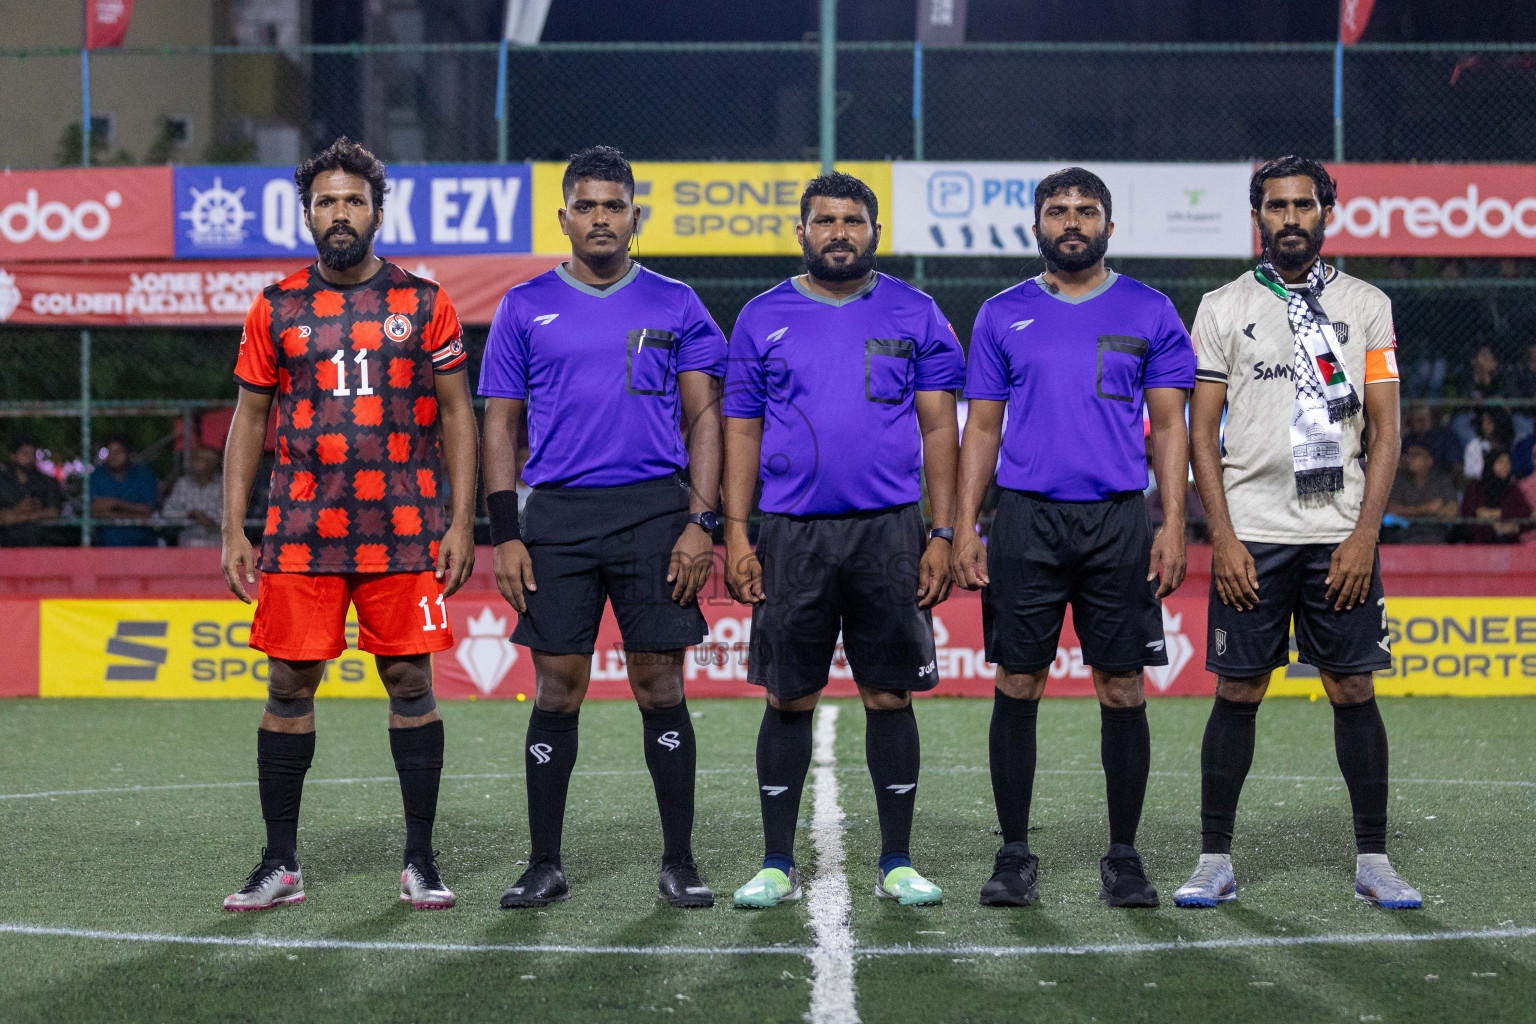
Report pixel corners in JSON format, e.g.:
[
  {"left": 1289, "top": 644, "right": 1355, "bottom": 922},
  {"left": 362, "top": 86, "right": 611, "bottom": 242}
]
[
  {"left": 84, "top": 0, "right": 135, "bottom": 49},
  {"left": 1339, "top": 0, "right": 1377, "bottom": 45}
]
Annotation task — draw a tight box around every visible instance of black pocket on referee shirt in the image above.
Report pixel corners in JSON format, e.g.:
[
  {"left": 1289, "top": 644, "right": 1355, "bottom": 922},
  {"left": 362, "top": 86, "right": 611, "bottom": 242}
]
[
  {"left": 865, "top": 338, "right": 915, "bottom": 405},
  {"left": 1095, "top": 335, "right": 1147, "bottom": 403},
  {"left": 627, "top": 329, "right": 677, "bottom": 396}
]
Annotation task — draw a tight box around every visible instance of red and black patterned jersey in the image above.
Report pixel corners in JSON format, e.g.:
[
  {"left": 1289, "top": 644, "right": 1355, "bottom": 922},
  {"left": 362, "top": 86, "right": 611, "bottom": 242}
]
[{"left": 234, "top": 260, "right": 467, "bottom": 575}]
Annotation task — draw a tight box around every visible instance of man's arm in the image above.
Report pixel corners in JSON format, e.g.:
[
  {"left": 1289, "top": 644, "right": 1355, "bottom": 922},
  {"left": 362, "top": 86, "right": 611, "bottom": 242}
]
[
  {"left": 951, "top": 398, "right": 1004, "bottom": 590},
  {"left": 220, "top": 387, "right": 274, "bottom": 603},
  {"left": 1328, "top": 381, "right": 1400, "bottom": 610},
  {"left": 434, "top": 368, "right": 478, "bottom": 596},
  {"left": 1190, "top": 379, "right": 1258, "bottom": 610},
  {"left": 669, "top": 370, "right": 723, "bottom": 604},
  {"left": 916, "top": 389, "right": 959, "bottom": 608},
  {"left": 721, "top": 415, "right": 764, "bottom": 604},
  {"left": 483, "top": 396, "right": 535, "bottom": 613},
  {"left": 1146, "top": 386, "right": 1190, "bottom": 597}
]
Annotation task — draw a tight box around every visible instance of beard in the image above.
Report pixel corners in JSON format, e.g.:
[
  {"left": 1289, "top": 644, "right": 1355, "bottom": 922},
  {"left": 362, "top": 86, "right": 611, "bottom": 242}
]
[
  {"left": 1260, "top": 221, "right": 1327, "bottom": 272},
  {"left": 803, "top": 236, "right": 878, "bottom": 282},
  {"left": 1037, "top": 228, "right": 1109, "bottom": 273},
  {"left": 315, "top": 220, "right": 376, "bottom": 271}
]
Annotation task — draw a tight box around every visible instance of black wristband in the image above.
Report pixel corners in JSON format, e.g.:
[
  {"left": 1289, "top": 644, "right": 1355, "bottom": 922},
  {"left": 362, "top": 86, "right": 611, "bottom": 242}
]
[
  {"left": 487, "top": 490, "right": 521, "bottom": 546},
  {"left": 928, "top": 527, "right": 955, "bottom": 543}
]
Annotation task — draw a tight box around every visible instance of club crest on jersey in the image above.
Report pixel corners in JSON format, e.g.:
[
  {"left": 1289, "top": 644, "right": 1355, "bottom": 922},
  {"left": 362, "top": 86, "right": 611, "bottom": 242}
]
[
  {"left": 1215, "top": 629, "right": 1228, "bottom": 656},
  {"left": 384, "top": 313, "right": 413, "bottom": 342}
]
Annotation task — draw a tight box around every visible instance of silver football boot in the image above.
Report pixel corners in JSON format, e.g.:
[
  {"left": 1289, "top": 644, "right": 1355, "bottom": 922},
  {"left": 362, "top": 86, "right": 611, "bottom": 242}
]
[
  {"left": 400, "top": 851, "right": 455, "bottom": 909},
  {"left": 224, "top": 850, "right": 305, "bottom": 912},
  {"left": 1354, "top": 854, "right": 1422, "bottom": 909}
]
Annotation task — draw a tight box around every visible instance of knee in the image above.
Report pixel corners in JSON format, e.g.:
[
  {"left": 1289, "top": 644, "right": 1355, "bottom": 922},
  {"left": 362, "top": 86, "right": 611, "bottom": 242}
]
[
  {"left": 995, "top": 668, "right": 1048, "bottom": 701},
  {"left": 534, "top": 675, "right": 585, "bottom": 713},
  {"left": 265, "top": 659, "right": 320, "bottom": 718},
  {"left": 378, "top": 656, "right": 436, "bottom": 717},
  {"left": 858, "top": 687, "right": 911, "bottom": 711},
  {"left": 767, "top": 691, "right": 821, "bottom": 713},
  {"left": 1215, "top": 675, "right": 1268, "bottom": 704},
  {"left": 1096, "top": 672, "right": 1146, "bottom": 708},
  {"left": 1323, "top": 672, "right": 1375, "bottom": 705},
  {"left": 628, "top": 650, "right": 685, "bottom": 711}
]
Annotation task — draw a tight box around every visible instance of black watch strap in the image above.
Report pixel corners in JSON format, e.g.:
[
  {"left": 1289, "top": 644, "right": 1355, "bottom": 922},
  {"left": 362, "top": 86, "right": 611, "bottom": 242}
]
[{"left": 928, "top": 527, "right": 955, "bottom": 543}]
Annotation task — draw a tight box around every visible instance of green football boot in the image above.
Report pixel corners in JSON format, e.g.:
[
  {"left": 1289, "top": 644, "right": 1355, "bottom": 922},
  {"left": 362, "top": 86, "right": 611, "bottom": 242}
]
[
  {"left": 732, "top": 867, "right": 801, "bottom": 909},
  {"left": 876, "top": 865, "right": 943, "bottom": 906}
]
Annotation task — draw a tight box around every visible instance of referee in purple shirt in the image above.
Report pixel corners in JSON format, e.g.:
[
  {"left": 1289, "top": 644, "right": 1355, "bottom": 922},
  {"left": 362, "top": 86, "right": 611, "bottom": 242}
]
[
  {"left": 953, "top": 167, "right": 1196, "bottom": 909},
  {"left": 722, "top": 172, "right": 965, "bottom": 909},
  {"left": 481, "top": 147, "right": 726, "bottom": 911}
]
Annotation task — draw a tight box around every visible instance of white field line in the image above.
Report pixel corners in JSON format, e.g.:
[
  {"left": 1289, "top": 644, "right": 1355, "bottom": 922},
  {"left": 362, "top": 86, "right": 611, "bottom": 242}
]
[
  {"left": 3, "top": 767, "right": 1530, "bottom": 803},
  {"left": 1, "top": 922, "right": 1531, "bottom": 960},
  {"left": 806, "top": 704, "right": 859, "bottom": 1024}
]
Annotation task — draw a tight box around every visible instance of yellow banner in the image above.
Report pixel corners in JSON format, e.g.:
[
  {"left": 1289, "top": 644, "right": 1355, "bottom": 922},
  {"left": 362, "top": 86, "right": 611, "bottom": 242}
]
[
  {"left": 39, "top": 599, "right": 384, "bottom": 699},
  {"left": 1268, "top": 597, "right": 1536, "bottom": 697},
  {"left": 531, "top": 161, "right": 895, "bottom": 256}
]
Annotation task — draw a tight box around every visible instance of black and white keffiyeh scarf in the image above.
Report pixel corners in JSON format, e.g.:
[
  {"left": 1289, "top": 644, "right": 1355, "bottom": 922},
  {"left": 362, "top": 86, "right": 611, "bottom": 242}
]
[{"left": 1254, "top": 258, "right": 1361, "bottom": 499}]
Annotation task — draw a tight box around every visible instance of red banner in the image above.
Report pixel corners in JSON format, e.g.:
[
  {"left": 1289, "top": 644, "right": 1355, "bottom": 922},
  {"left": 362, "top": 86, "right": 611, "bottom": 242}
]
[
  {"left": 0, "top": 167, "right": 172, "bottom": 262},
  {"left": 0, "top": 254, "right": 563, "bottom": 327},
  {"left": 1325, "top": 163, "right": 1536, "bottom": 257},
  {"left": 1339, "top": 0, "right": 1376, "bottom": 45},
  {"left": 430, "top": 589, "right": 1212, "bottom": 701},
  {"left": 85, "top": 0, "right": 135, "bottom": 49}
]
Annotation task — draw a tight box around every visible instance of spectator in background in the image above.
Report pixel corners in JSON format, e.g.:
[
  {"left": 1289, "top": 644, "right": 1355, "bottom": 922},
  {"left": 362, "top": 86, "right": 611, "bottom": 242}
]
[
  {"left": 0, "top": 436, "right": 65, "bottom": 546},
  {"left": 1385, "top": 442, "right": 1459, "bottom": 544},
  {"left": 1401, "top": 405, "right": 1463, "bottom": 476},
  {"left": 1461, "top": 450, "right": 1531, "bottom": 544},
  {"left": 1508, "top": 342, "right": 1536, "bottom": 401},
  {"left": 161, "top": 444, "right": 223, "bottom": 547},
  {"left": 90, "top": 436, "right": 159, "bottom": 546},
  {"left": 1451, "top": 343, "right": 1513, "bottom": 402},
  {"left": 1464, "top": 407, "right": 1515, "bottom": 482}
]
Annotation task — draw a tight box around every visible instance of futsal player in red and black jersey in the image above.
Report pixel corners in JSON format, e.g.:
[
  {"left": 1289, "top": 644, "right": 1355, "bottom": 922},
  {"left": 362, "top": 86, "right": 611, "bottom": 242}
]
[{"left": 219, "top": 138, "right": 478, "bottom": 912}]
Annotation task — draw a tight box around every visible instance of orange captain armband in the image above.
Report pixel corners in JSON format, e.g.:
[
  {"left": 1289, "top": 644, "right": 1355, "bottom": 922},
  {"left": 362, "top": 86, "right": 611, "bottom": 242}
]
[{"left": 1365, "top": 347, "right": 1399, "bottom": 384}]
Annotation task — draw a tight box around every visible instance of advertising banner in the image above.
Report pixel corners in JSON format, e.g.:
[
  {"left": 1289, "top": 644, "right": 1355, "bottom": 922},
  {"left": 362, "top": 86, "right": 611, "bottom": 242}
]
[
  {"left": 0, "top": 254, "right": 562, "bottom": 327},
  {"left": 530, "top": 162, "right": 895, "bottom": 256},
  {"left": 892, "top": 162, "right": 1254, "bottom": 257},
  {"left": 1326, "top": 164, "right": 1536, "bottom": 257},
  {"left": 172, "top": 164, "right": 534, "bottom": 259},
  {"left": 0, "top": 167, "right": 174, "bottom": 262}
]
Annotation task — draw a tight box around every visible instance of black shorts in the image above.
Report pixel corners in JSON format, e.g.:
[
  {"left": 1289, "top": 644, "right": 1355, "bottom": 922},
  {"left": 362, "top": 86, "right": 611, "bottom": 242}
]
[
  {"left": 1206, "top": 541, "right": 1390, "bottom": 678},
  {"left": 511, "top": 475, "right": 708, "bottom": 656},
  {"left": 748, "top": 504, "right": 938, "bottom": 701},
  {"left": 982, "top": 489, "right": 1167, "bottom": 676}
]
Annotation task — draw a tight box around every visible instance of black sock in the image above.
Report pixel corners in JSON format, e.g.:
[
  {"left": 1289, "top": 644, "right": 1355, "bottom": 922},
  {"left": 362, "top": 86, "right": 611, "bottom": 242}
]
[
  {"left": 389, "top": 719, "right": 444, "bottom": 862},
  {"left": 641, "top": 699, "right": 696, "bottom": 865},
  {"left": 1100, "top": 702, "right": 1151, "bottom": 849},
  {"left": 756, "top": 705, "right": 814, "bottom": 868},
  {"left": 1333, "top": 697, "right": 1389, "bottom": 855},
  {"left": 1200, "top": 696, "right": 1260, "bottom": 855},
  {"left": 865, "top": 704, "right": 921, "bottom": 869},
  {"left": 256, "top": 728, "right": 314, "bottom": 866},
  {"left": 525, "top": 707, "right": 579, "bottom": 867},
  {"left": 989, "top": 689, "right": 1039, "bottom": 846}
]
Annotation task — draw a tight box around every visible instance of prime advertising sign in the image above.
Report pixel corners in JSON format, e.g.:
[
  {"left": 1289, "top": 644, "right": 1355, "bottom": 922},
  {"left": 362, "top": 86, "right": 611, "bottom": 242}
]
[
  {"left": 172, "top": 164, "right": 534, "bottom": 259},
  {"left": 892, "top": 162, "right": 1255, "bottom": 258}
]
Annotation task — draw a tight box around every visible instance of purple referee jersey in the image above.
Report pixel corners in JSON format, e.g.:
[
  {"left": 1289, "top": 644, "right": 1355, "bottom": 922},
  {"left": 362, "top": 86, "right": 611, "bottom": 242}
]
[
  {"left": 724, "top": 273, "right": 966, "bottom": 515},
  {"left": 964, "top": 271, "right": 1195, "bottom": 501},
  {"left": 478, "top": 263, "right": 726, "bottom": 488}
]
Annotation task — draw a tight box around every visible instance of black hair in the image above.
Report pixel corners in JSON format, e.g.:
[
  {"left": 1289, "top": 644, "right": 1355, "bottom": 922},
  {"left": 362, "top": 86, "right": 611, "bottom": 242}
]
[
  {"left": 562, "top": 145, "right": 634, "bottom": 198},
  {"left": 104, "top": 434, "right": 133, "bottom": 451},
  {"left": 295, "top": 136, "right": 388, "bottom": 211},
  {"left": 8, "top": 435, "right": 39, "bottom": 453},
  {"left": 1033, "top": 167, "right": 1112, "bottom": 227},
  {"left": 800, "top": 171, "right": 879, "bottom": 224},
  {"left": 1250, "top": 155, "right": 1337, "bottom": 211},
  {"left": 1480, "top": 407, "right": 1515, "bottom": 448}
]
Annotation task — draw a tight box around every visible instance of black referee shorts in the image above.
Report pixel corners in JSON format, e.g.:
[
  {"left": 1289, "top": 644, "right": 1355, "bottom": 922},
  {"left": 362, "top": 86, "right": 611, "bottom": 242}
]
[
  {"left": 983, "top": 488, "right": 1167, "bottom": 676},
  {"left": 1206, "top": 541, "right": 1391, "bottom": 678},
  {"left": 511, "top": 474, "right": 708, "bottom": 656},
  {"left": 748, "top": 503, "right": 939, "bottom": 701}
]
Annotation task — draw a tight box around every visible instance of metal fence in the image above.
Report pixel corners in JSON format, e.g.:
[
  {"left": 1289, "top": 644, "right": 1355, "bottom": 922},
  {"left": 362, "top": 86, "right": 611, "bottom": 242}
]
[{"left": 2, "top": 41, "right": 1534, "bottom": 543}]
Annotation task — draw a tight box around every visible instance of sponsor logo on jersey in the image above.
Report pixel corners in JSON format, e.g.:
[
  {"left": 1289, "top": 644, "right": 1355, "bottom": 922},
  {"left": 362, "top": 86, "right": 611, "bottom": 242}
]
[
  {"left": 1010, "top": 319, "right": 1035, "bottom": 332},
  {"left": 532, "top": 313, "right": 559, "bottom": 326},
  {"left": 767, "top": 326, "right": 789, "bottom": 342}
]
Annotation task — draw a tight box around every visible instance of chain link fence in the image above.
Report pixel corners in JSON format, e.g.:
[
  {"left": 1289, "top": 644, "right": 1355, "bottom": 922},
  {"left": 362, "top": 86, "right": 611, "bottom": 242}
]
[{"left": 2, "top": 41, "right": 1534, "bottom": 543}]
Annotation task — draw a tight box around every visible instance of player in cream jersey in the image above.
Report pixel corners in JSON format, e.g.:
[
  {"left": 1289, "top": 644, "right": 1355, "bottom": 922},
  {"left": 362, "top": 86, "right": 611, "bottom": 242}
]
[{"left": 1174, "top": 156, "right": 1420, "bottom": 911}]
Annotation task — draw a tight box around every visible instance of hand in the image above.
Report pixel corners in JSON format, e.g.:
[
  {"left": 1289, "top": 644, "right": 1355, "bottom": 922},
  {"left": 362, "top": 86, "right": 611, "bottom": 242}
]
[
  {"left": 1211, "top": 532, "right": 1259, "bottom": 610},
  {"left": 951, "top": 530, "right": 989, "bottom": 590},
  {"left": 493, "top": 540, "right": 537, "bottom": 613},
  {"left": 725, "top": 544, "right": 765, "bottom": 605},
  {"left": 668, "top": 523, "right": 714, "bottom": 605},
  {"left": 1325, "top": 530, "right": 1376, "bottom": 611},
  {"left": 1147, "top": 524, "right": 1187, "bottom": 599},
  {"left": 221, "top": 531, "right": 258, "bottom": 604},
  {"left": 917, "top": 538, "right": 952, "bottom": 609},
  {"left": 435, "top": 521, "right": 476, "bottom": 597}
]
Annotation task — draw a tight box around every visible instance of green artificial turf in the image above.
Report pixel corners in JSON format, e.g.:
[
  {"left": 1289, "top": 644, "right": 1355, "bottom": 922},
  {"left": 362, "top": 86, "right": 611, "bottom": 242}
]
[{"left": 1, "top": 696, "right": 1532, "bottom": 1023}]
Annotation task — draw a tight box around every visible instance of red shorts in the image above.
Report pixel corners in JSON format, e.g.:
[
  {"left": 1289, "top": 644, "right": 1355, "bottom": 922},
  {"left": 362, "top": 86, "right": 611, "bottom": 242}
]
[{"left": 249, "top": 571, "right": 455, "bottom": 661}]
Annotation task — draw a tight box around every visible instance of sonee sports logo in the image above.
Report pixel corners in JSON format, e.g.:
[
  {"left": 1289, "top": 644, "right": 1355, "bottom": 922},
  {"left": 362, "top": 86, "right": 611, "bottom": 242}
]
[
  {"left": 656, "top": 730, "right": 681, "bottom": 751},
  {"left": 106, "top": 621, "right": 169, "bottom": 681},
  {"left": 529, "top": 742, "right": 553, "bottom": 765}
]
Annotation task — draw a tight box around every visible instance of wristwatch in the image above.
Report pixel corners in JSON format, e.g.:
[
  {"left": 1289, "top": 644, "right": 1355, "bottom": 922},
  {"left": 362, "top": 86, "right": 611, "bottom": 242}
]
[
  {"left": 687, "top": 511, "right": 720, "bottom": 533},
  {"left": 928, "top": 527, "right": 955, "bottom": 543}
]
